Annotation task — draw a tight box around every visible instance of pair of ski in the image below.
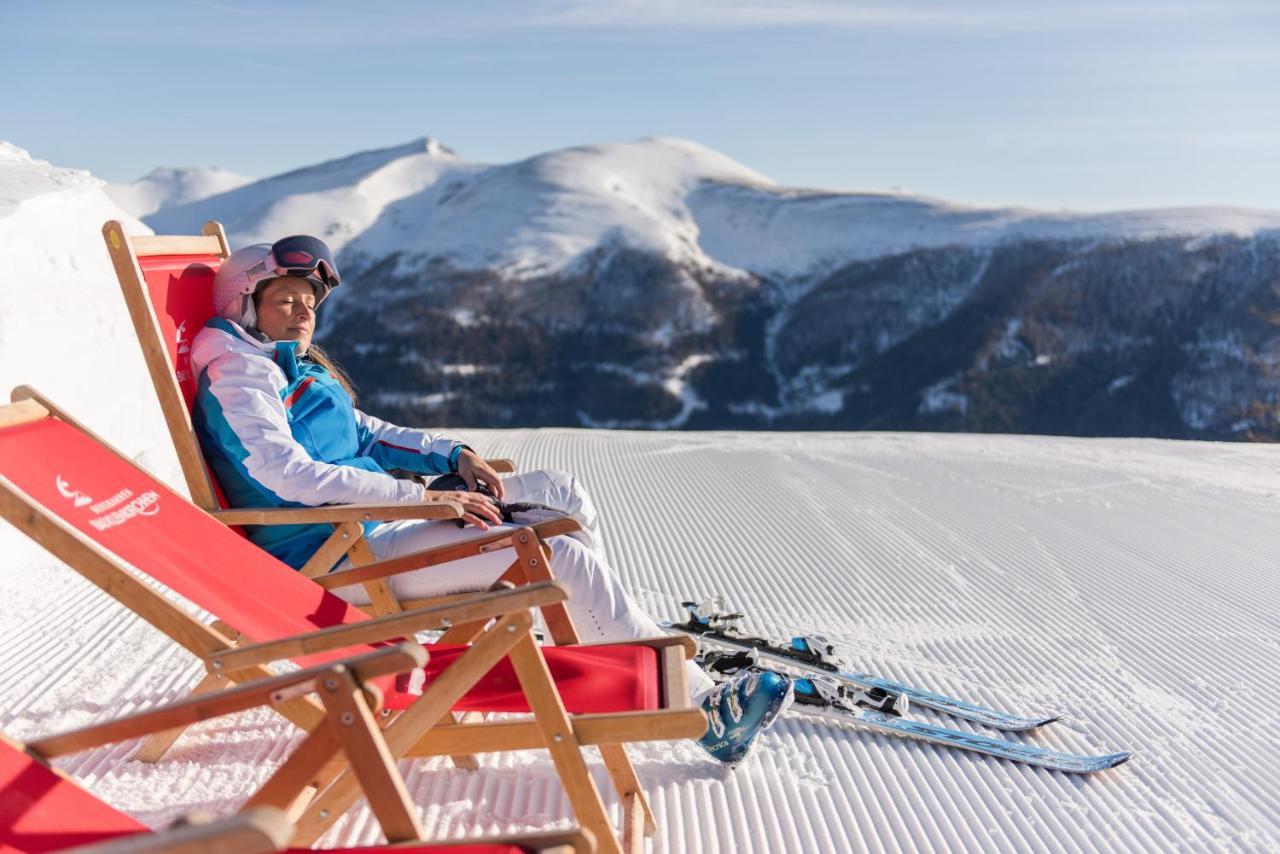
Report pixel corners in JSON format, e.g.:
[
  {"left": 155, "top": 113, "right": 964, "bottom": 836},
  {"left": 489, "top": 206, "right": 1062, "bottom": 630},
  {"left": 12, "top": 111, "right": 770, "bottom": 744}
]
[{"left": 663, "top": 603, "right": 1130, "bottom": 774}]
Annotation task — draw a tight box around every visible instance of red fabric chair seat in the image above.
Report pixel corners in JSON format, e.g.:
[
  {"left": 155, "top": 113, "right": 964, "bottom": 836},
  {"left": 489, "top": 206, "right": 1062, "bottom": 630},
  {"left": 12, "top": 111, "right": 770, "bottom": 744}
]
[
  {"left": 389, "top": 643, "right": 660, "bottom": 713},
  {"left": 0, "top": 740, "right": 144, "bottom": 853}
]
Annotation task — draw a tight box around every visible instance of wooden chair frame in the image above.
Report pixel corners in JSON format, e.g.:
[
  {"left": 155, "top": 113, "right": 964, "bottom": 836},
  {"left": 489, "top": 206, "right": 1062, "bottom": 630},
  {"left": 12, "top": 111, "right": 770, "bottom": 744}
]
[
  {"left": 23, "top": 644, "right": 595, "bottom": 853},
  {"left": 0, "top": 393, "right": 706, "bottom": 854},
  {"left": 102, "top": 218, "right": 570, "bottom": 624}
]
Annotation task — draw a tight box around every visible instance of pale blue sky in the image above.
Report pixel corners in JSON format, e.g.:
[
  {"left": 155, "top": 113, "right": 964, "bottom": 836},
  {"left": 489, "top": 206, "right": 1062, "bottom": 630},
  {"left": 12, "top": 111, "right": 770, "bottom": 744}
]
[{"left": 5, "top": 0, "right": 1278, "bottom": 210}]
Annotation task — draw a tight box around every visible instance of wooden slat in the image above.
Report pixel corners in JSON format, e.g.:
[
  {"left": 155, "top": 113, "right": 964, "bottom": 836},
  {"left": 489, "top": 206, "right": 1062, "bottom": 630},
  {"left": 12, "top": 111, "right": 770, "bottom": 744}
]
[
  {"left": 212, "top": 501, "right": 462, "bottom": 526},
  {"left": 316, "top": 518, "right": 581, "bottom": 590},
  {"left": 300, "top": 521, "right": 364, "bottom": 579},
  {"left": 0, "top": 398, "right": 48, "bottom": 428},
  {"left": 402, "top": 708, "right": 708, "bottom": 755},
  {"left": 127, "top": 233, "right": 225, "bottom": 257},
  {"left": 102, "top": 220, "right": 223, "bottom": 510},
  {"left": 132, "top": 670, "right": 227, "bottom": 763},
  {"left": 320, "top": 670, "right": 425, "bottom": 842},
  {"left": 600, "top": 744, "right": 655, "bottom": 840},
  {"left": 515, "top": 532, "right": 579, "bottom": 645},
  {"left": 64, "top": 807, "right": 292, "bottom": 854},
  {"left": 202, "top": 220, "right": 231, "bottom": 256},
  {"left": 346, "top": 534, "right": 402, "bottom": 616},
  {"left": 506, "top": 633, "right": 620, "bottom": 854},
  {"left": 207, "top": 582, "right": 567, "bottom": 673},
  {"left": 246, "top": 720, "right": 345, "bottom": 816},
  {"left": 29, "top": 645, "right": 425, "bottom": 759}
]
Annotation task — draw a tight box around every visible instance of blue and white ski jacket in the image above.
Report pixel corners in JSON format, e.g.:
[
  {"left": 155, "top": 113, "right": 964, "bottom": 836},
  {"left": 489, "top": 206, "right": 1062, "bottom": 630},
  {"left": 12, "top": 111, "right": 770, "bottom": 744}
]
[{"left": 190, "top": 319, "right": 467, "bottom": 569}]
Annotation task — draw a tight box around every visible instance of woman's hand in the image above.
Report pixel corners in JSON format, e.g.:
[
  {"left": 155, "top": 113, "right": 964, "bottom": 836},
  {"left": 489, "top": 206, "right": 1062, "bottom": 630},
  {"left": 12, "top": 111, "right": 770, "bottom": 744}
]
[
  {"left": 456, "top": 449, "right": 506, "bottom": 501},
  {"left": 424, "top": 489, "right": 503, "bottom": 530}
]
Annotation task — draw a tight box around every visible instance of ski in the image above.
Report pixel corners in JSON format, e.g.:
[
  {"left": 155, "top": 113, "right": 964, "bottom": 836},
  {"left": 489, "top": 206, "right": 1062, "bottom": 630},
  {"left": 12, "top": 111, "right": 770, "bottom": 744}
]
[
  {"left": 792, "top": 702, "right": 1129, "bottom": 774},
  {"left": 697, "top": 648, "right": 1129, "bottom": 774},
  {"left": 663, "top": 603, "right": 1062, "bottom": 731}
]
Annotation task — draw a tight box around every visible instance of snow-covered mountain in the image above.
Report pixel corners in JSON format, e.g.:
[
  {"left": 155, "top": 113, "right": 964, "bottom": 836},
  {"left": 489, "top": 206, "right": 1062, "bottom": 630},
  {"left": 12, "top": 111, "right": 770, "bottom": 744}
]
[
  {"left": 145, "top": 135, "right": 1280, "bottom": 438},
  {"left": 18, "top": 135, "right": 1280, "bottom": 438},
  {"left": 105, "top": 165, "right": 254, "bottom": 219}
]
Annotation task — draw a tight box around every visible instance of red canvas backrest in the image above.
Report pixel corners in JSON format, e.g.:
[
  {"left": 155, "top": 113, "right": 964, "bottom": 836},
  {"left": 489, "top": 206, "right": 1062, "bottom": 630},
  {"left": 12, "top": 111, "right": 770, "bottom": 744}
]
[
  {"left": 0, "top": 415, "right": 376, "bottom": 666},
  {"left": 0, "top": 738, "right": 143, "bottom": 852},
  {"left": 134, "top": 253, "right": 221, "bottom": 411}
]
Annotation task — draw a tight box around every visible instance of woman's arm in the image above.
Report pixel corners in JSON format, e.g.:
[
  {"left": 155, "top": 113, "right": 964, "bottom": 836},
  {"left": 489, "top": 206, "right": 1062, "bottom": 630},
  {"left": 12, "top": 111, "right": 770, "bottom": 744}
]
[
  {"left": 202, "top": 355, "right": 426, "bottom": 507},
  {"left": 354, "top": 410, "right": 507, "bottom": 500},
  {"left": 353, "top": 408, "right": 468, "bottom": 475}
]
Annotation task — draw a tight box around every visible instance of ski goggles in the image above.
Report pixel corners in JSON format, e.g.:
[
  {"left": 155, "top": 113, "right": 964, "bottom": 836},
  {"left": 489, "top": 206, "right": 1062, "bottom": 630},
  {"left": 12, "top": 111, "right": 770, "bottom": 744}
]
[{"left": 247, "top": 235, "right": 342, "bottom": 292}]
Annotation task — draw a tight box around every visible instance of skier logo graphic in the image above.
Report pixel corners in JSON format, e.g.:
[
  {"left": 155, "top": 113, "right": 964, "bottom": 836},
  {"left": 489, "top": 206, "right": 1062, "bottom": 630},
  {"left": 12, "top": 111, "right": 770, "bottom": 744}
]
[
  {"left": 55, "top": 476, "right": 161, "bottom": 529},
  {"left": 175, "top": 320, "right": 193, "bottom": 386},
  {"left": 55, "top": 475, "right": 93, "bottom": 507}
]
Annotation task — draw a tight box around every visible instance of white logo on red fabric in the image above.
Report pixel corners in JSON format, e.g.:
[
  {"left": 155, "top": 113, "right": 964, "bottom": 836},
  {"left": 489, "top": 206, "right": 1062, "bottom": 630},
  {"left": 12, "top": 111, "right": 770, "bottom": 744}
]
[
  {"left": 55, "top": 475, "right": 93, "bottom": 507},
  {"left": 55, "top": 476, "right": 160, "bottom": 530},
  {"left": 175, "top": 320, "right": 193, "bottom": 385}
]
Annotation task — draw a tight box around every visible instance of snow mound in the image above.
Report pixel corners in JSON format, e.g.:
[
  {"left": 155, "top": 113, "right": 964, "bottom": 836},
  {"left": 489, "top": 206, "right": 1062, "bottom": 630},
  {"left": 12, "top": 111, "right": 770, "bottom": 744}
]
[{"left": 0, "top": 141, "right": 178, "bottom": 506}]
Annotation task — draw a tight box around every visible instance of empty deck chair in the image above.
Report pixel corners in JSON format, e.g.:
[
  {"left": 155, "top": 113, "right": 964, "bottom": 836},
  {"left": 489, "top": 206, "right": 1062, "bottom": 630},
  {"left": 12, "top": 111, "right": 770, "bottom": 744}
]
[
  {"left": 0, "top": 389, "right": 705, "bottom": 853},
  {"left": 2, "top": 644, "right": 593, "bottom": 853},
  {"left": 101, "top": 219, "right": 579, "bottom": 624}
]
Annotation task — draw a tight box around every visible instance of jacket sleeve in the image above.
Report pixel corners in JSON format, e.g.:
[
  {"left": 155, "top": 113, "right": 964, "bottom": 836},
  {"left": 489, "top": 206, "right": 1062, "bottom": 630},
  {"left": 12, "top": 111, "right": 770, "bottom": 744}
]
[
  {"left": 202, "top": 352, "right": 426, "bottom": 506},
  {"left": 353, "top": 409, "right": 470, "bottom": 476}
]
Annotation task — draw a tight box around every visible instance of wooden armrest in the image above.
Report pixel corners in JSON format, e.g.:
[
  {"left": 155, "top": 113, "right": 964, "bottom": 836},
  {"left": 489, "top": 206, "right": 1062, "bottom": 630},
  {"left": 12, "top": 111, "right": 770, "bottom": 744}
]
[
  {"left": 28, "top": 644, "right": 426, "bottom": 760},
  {"left": 207, "top": 581, "right": 569, "bottom": 673},
  {"left": 316, "top": 518, "right": 582, "bottom": 591},
  {"left": 485, "top": 457, "right": 516, "bottom": 473},
  {"left": 212, "top": 501, "right": 462, "bottom": 526},
  {"left": 578, "top": 635, "right": 697, "bottom": 659},
  {"left": 64, "top": 807, "right": 291, "bottom": 853}
]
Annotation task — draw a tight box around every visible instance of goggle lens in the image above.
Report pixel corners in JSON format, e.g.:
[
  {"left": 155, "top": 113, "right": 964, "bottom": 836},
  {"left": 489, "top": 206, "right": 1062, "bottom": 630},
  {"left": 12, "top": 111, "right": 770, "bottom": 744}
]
[{"left": 269, "top": 235, "right": 341, "bottom": 288}]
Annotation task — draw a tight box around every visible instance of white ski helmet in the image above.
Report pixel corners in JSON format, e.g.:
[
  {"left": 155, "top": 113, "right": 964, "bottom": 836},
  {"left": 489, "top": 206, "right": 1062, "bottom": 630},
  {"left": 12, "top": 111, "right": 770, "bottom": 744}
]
[{"left": 212, "top": 235, "right": 341, "bottom": 329}]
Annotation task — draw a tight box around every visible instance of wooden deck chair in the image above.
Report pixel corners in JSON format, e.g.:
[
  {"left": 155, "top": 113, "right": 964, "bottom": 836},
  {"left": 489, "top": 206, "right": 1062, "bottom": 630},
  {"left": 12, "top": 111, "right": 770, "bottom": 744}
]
[
  {"left": 101, "top": 218, "right": 577, "bottom": 623},
  {"left": 0, "top": 390, "right": 706, "bottom": 854},
  {"left": 3, "top": 644, "right": 594, "bottom": 853}
]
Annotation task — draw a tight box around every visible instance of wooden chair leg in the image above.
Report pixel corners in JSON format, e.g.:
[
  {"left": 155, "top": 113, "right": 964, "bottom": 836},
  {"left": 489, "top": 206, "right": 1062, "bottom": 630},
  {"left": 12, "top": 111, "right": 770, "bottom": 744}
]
[
  {"left": 288, "top": 611, "right": 533, "bottom": 845},
  {"left": 300, "top": 521, "right": 365, "bottom": 579},
  {"left": 506, "top": 633, "right": 621, "bottom": 854},
  {"left": 600, "top": 744, "right": 656, "bottom": 842},
  {"left": 244, "top": 721, "right": 345, "bottom": 817},
  {"left": 132, "top": 670, "right": 226, "bottom": 762},
  {"left": 345, "top": 537, "right": 403, "bottom": 616},
  {"left": 320, "top": 670, "right": 425, "bottom": 843},
  {"left": 513, "top": 532, "right": 580, "bottom": 645}
]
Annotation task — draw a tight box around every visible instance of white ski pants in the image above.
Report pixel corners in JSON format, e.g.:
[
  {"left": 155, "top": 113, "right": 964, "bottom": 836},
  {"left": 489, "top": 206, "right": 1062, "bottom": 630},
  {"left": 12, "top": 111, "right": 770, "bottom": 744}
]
[{"left": 332, "top": 468, "right": 715, "bottom": 700}]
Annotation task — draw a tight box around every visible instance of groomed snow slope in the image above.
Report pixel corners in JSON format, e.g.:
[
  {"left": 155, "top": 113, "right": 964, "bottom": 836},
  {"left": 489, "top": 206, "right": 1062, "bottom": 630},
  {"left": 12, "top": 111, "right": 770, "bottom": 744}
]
[{"left": 2, "top": 429, "right": 1278, "bottom": 851}]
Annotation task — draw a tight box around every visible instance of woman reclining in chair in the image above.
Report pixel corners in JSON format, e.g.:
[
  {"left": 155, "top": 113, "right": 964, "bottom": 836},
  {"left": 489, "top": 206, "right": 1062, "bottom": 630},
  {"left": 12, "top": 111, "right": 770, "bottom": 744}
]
[{"left": 190, "top": 235, "right": 792, "bottom": 767}]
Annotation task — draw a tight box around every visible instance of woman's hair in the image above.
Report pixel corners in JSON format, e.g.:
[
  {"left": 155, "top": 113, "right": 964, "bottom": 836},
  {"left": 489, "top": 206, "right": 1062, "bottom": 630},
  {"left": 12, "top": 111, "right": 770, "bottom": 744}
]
[{"left": 307, "top": 344, "right": 359, "bottom": 405}]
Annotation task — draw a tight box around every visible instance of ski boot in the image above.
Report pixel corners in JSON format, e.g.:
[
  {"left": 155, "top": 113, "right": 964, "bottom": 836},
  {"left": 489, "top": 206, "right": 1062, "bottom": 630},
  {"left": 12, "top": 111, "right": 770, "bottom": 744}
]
[{"left": 697, "top": 669, "right": 794, "bottom": 767}]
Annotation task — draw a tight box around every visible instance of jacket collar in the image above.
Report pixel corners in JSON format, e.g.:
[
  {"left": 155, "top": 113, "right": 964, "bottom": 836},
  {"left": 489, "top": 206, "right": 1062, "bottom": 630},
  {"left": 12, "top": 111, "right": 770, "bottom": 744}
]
[{"left": 203, "top": 318, "right": 304, "bottom": 383}]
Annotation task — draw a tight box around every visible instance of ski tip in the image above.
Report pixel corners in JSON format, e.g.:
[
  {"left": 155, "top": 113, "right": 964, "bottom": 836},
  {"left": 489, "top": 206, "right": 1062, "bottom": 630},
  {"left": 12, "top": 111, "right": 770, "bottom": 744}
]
[
  {"left": 1017, "top": 714, "right": 1066, "bottom": 731},
  {"left": 1094, "top": 751, "right": 1133, "bottom": 771}
]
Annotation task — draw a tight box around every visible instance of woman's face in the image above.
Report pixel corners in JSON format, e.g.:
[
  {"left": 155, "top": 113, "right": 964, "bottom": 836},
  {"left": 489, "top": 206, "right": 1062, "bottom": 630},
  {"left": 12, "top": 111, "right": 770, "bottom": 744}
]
[{"left": 255, "top": 277, "right": 318, "bottom": 353}]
